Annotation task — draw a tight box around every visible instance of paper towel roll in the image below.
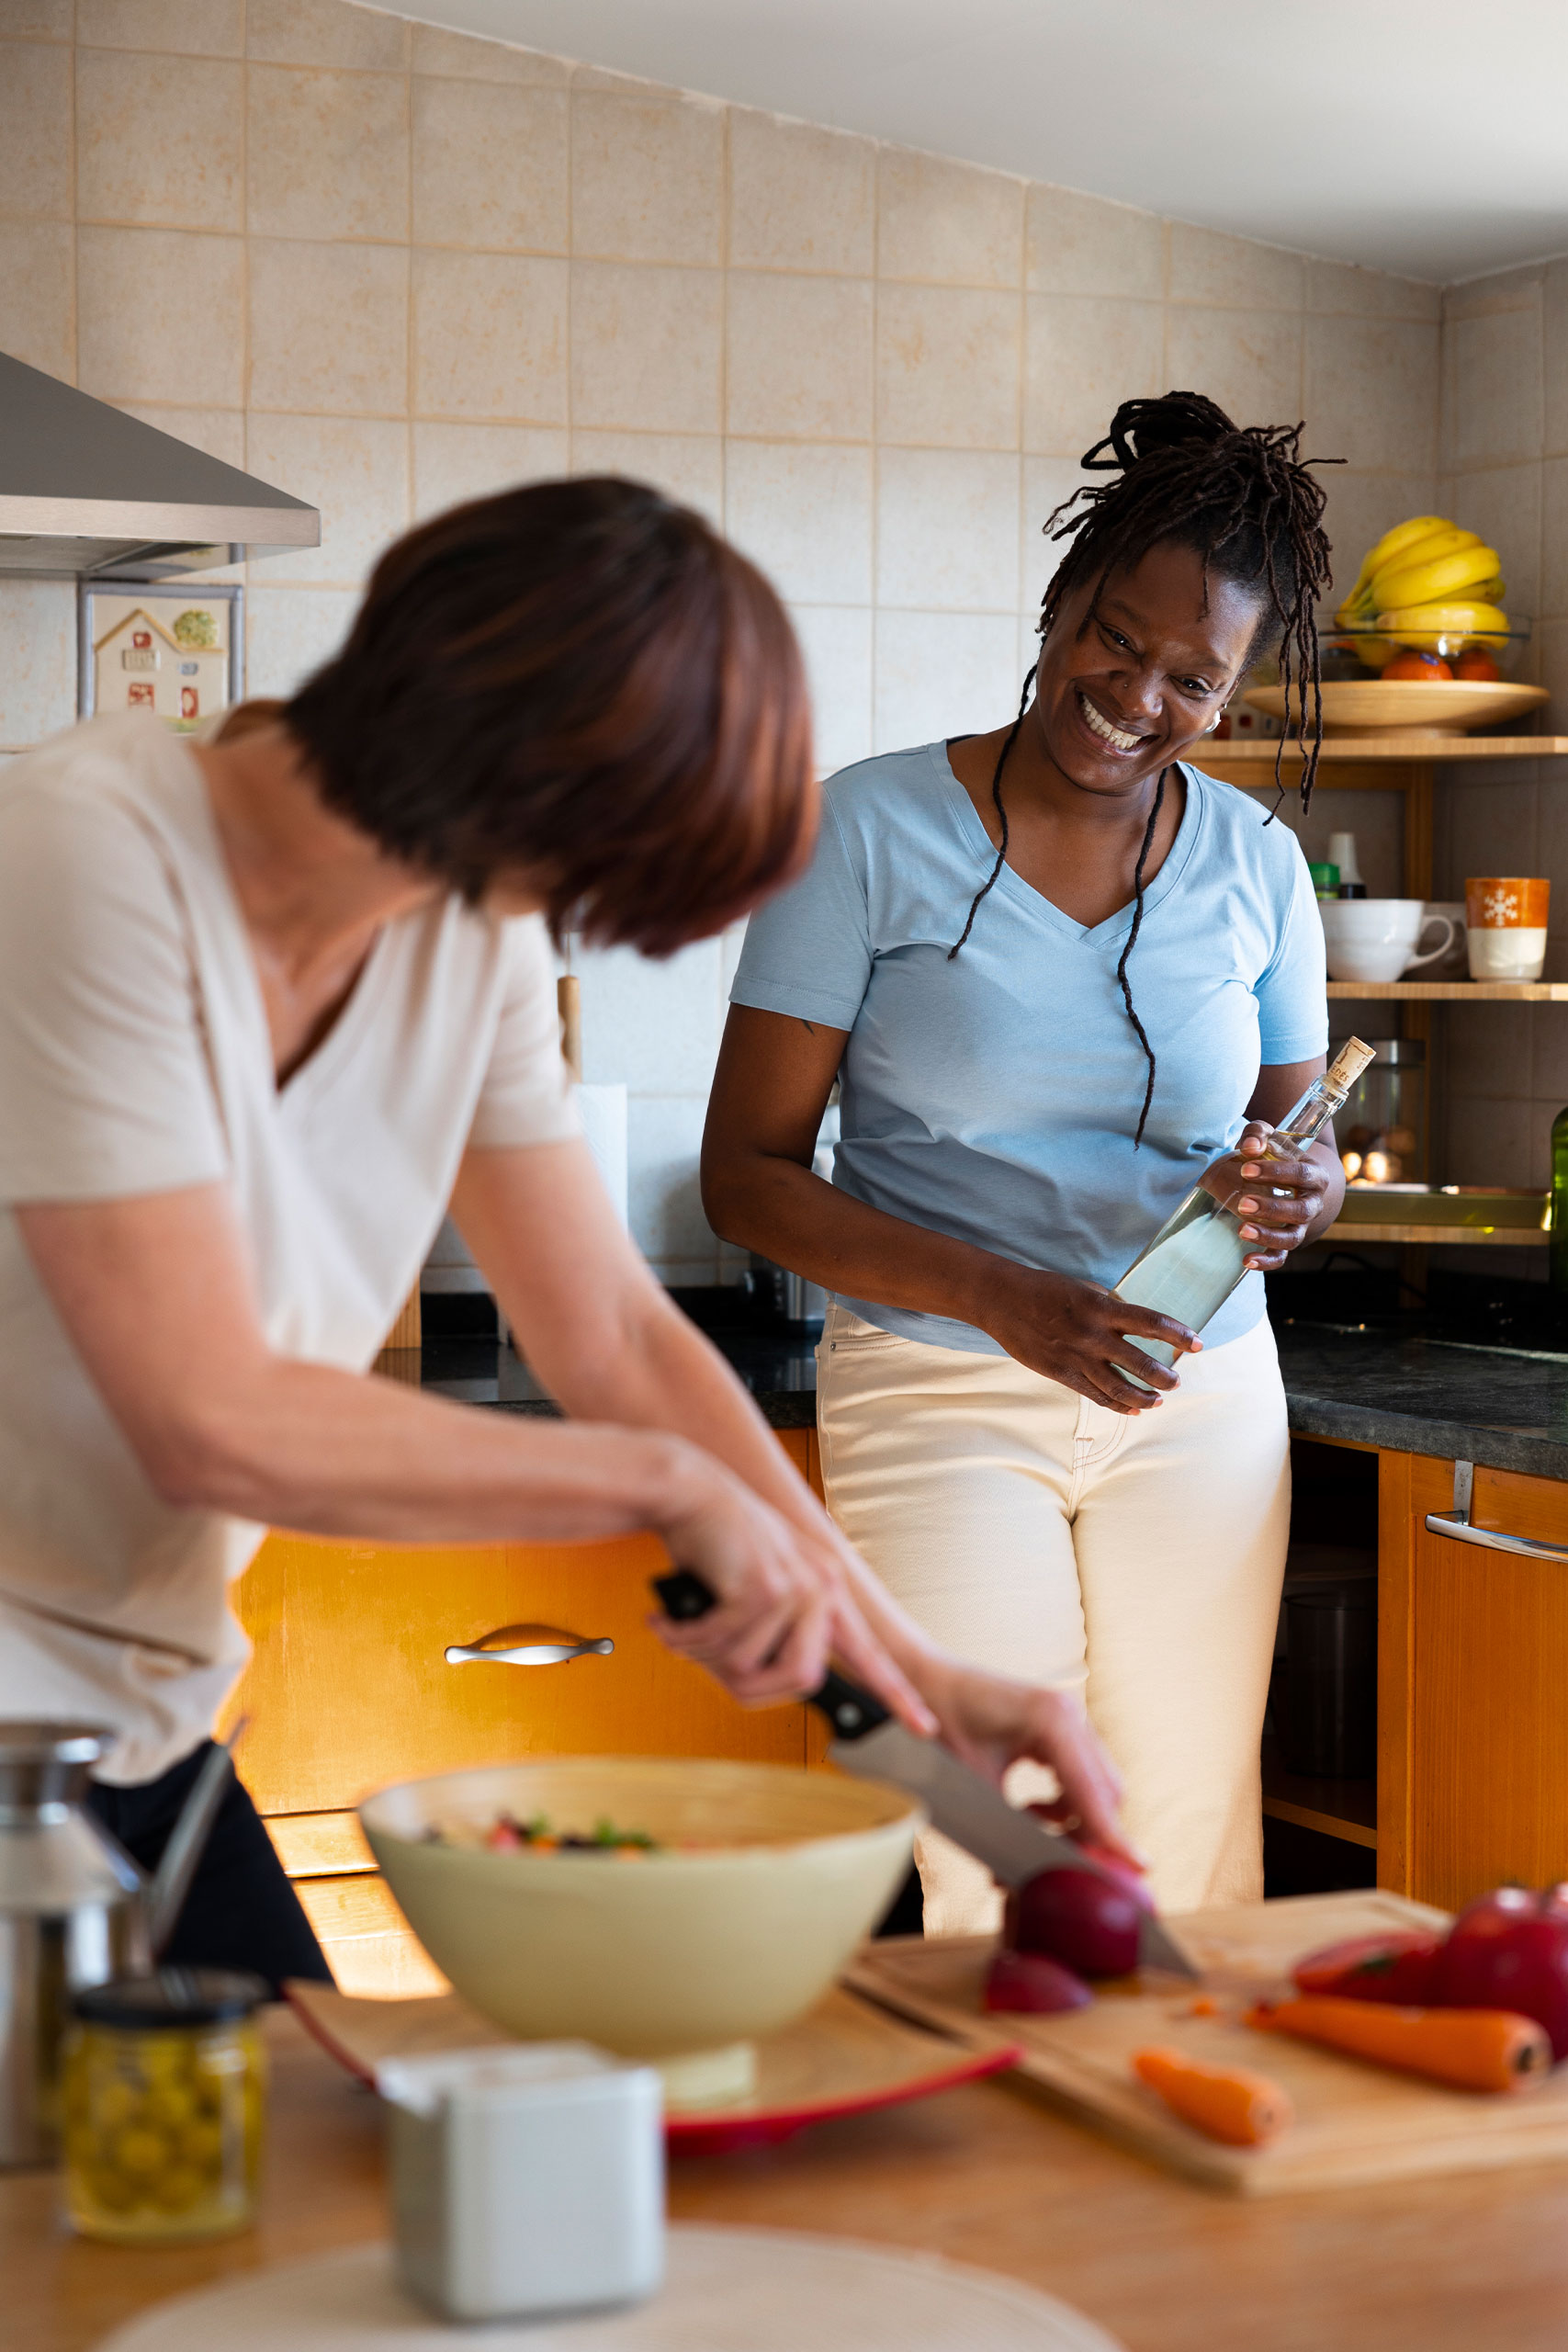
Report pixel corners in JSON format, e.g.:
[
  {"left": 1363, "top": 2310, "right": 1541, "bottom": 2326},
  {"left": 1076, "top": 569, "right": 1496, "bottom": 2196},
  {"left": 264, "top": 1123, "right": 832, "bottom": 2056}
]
[{"left": 578, "top": 1081, "right": 628, "bottom": 1228}]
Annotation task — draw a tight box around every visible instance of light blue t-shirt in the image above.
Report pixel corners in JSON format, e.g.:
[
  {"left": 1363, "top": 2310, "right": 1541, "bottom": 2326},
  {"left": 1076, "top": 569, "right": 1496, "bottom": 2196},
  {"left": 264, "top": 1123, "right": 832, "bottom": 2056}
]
[{"left": 730, "top": 741, "right": 1328, "bottom": 1355}]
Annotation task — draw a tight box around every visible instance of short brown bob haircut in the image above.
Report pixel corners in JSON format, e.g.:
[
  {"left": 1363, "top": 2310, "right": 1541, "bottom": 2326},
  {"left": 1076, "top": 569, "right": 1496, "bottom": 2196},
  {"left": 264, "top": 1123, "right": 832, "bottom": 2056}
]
[{"left": 287, "top": 476, "right": 817, "bottom": 957}]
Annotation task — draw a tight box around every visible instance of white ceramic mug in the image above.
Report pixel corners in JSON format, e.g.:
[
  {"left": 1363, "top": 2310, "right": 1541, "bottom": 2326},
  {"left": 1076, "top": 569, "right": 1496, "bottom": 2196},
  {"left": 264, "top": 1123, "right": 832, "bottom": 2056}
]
[{"left": 1318, "top": 899, "right": 1458, "bottom": 985}]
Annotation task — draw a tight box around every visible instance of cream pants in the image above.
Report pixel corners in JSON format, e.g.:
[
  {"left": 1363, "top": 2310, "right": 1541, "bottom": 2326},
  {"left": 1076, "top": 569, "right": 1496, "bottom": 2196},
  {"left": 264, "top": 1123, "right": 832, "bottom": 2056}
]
[{"left": 816, "top": 1305, "right": 1290, "bottom": 1932}]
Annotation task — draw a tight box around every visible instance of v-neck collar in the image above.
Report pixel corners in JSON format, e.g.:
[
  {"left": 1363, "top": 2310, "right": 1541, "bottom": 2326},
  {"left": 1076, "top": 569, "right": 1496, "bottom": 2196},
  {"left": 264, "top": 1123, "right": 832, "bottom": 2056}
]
[
  {"left": 931, "top": 741, "right": 1204, "bottom": 950},
  {"left": 172, "top": 738, "right": 398, "bottom": 1107}
]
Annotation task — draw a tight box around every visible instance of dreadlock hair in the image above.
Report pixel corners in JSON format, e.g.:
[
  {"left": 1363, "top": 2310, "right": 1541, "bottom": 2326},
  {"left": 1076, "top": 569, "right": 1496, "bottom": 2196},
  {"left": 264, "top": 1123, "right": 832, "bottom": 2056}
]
[
  {"left": 948, "top": 389, "right": 1338, "bottom": 1148},
  {"left": 1047, "top": 390, "right": 1337, "bottom": 807}
]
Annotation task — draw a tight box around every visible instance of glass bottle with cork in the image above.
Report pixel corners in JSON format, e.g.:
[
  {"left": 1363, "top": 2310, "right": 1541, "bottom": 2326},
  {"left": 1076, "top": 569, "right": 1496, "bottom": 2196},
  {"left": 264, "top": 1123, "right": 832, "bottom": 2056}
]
[
  {"left": 1551, "top": 1107, "right": 1568, "bottom": 1295},
  {"left": 1113, "top": 1037, "right": 1374, "bottom": 1382}
]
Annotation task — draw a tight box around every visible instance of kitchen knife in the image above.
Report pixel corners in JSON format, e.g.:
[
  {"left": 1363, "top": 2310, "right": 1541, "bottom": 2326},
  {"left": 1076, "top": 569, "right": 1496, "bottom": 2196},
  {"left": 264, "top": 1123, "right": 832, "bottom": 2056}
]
[{"left": 654, "top": 1570, "right": 1195, "bottom": 1977}]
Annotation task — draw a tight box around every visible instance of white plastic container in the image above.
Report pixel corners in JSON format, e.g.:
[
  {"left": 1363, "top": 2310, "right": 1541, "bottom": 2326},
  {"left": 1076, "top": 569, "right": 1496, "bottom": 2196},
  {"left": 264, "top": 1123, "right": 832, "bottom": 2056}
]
[
  {"left": 377, "top": 2041, "right": 663, "bottom": 2324},
  {"left": 578, "top": 1081, "right": 629, "bottom": 1227}
]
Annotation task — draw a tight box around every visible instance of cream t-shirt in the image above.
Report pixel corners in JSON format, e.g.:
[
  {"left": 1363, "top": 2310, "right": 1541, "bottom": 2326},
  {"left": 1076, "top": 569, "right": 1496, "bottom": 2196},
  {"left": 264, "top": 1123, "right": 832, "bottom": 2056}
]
[{"left": 0, "top": 715, "right": 581, "bottom": 1782}]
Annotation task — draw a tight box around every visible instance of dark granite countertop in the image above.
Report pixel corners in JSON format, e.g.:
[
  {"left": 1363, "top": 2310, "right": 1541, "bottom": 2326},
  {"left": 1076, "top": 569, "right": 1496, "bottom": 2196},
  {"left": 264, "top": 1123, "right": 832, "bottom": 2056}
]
[
  {"left": 419, "top": 1322, "right": 819, "bottom": 1430},
  {"left": 1271, "top": 1320, "right": 1568, "bottom": 1479},
  {"left": 417, "top": 1279, "right": 1568, "bottom": 1483}
]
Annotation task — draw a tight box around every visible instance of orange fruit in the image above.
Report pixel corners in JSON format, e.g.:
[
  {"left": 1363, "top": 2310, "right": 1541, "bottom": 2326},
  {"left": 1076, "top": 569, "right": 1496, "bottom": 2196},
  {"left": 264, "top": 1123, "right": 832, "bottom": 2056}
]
[{"left": 1382, "top": 650, "right": 1452, "bottom": 682}]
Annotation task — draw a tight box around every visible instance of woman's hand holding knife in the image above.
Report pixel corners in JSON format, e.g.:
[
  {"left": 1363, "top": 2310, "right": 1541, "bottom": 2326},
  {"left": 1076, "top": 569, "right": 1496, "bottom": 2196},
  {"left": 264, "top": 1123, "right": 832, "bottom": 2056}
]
[
  {"left": 649, "top": 1451, "right": 938, "bottom": 1732},
  {"left": 650, "top": 1449, "right": 1142, "bottom": 1870}
]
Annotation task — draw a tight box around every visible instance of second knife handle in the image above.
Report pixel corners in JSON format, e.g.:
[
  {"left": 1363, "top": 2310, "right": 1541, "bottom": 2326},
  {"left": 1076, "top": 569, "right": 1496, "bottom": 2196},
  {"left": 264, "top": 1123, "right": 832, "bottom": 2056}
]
[{"left": 651, "top": 1570, "right": 891, "bottom": 1741}]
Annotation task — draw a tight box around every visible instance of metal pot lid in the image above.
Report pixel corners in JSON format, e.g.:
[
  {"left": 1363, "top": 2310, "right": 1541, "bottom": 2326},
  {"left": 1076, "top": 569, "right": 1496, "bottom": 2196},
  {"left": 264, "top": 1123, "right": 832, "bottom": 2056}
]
[{"left": 0, "top": 1723, "right": 114, "bottom": 1764}]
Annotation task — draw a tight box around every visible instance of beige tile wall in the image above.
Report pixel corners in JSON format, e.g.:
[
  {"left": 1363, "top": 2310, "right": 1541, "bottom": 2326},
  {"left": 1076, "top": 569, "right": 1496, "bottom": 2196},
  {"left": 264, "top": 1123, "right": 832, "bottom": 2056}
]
[
  {"left": 1429, "top": 259, "right": 1568, "bottom": 1211},
  {"left": 0, "top": 0, "right": 1441, "bottom": 1276}
]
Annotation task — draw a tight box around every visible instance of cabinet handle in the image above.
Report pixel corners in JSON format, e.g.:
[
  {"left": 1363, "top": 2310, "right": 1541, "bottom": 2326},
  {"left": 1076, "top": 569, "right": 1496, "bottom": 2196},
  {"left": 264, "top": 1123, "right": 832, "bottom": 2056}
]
[
  {"left": 445, "top": 1622, "right": 615, "bottom": 1666},
  {"left": 1424, "top": 1460, "right": 1568, "bottom": 1565}
]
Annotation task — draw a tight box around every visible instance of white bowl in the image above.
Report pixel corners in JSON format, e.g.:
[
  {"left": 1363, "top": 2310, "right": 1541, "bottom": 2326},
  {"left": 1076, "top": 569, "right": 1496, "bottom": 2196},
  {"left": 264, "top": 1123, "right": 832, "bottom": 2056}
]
[
  {"left": 1318, "top": 898, "right": 1457, "bottom": 984},
  {"left": 360, "top": 1757, "right": 919, "bottom": 2073}
]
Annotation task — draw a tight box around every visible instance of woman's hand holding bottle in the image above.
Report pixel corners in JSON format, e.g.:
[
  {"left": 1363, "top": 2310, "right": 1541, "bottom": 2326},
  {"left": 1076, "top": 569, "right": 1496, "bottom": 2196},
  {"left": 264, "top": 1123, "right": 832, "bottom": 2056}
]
[
  {"left": 1199, "top": 1119, "right": 1336, "bottom": 1272},
  {"left": 964, "top": 1114, "right": 1334, "bottom": 1411},
  {"left": 972, "top": 1263, "right": 1200, "bottom": 1413}
]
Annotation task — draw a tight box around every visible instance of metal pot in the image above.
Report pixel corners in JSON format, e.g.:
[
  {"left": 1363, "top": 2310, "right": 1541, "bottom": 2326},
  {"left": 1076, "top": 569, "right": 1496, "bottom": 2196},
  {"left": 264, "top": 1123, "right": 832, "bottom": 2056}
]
[
  {"left": 1283, "top": 1587, "right": 1377, "bottom": 1780},
  {"left": 744, "top": 1255, "right": 828, "bottom": 1330},
  {"left": 0, "top": 1724, "right": 146, "bottom": 2167}
]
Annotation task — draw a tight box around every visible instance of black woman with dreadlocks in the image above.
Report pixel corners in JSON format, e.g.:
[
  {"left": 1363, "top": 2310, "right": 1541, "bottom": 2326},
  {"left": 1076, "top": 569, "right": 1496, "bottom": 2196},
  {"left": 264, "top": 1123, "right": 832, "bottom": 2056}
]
[{"left": 705, "top": 392, "right": 1341, "bottom": 1928}]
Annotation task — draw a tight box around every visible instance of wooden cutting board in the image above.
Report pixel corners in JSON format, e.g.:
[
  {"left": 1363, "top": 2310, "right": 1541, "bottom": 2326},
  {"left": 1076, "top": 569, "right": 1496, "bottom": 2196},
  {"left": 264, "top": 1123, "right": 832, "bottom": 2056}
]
[{"left": 847, "top": 1890, "right": 1568, "bottom": 2195}]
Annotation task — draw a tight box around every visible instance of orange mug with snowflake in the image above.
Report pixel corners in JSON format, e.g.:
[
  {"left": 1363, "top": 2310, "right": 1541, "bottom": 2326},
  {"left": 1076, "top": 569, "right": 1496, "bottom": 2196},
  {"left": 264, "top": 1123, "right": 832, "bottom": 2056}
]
[{"left": 1465, "top": 877, "right": 1550, "bottom": 981}]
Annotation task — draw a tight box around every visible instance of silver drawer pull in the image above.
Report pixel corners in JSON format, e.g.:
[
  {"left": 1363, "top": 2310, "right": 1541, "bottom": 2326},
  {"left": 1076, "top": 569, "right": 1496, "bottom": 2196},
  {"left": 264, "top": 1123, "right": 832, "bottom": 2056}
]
[
  {"left": 1424, "top": 1460, "right": 1568, "bottom": 1565},
  {"left": 446, "top": 1621, "right": 615, "bottom": 1666}
]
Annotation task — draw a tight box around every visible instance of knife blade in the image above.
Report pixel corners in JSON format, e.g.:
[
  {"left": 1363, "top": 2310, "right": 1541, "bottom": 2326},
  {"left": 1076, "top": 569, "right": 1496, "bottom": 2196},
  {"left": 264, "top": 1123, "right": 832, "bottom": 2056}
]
[{"left": 653, "top": 1570, "right": 1195, "bottom": 1978}]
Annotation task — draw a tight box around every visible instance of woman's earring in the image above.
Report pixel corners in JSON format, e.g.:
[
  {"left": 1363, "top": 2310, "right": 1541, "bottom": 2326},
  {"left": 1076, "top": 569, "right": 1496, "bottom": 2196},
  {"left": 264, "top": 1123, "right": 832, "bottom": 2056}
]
[{"left": 1206, "top": 711, "right": 1224, "bottom": 732}]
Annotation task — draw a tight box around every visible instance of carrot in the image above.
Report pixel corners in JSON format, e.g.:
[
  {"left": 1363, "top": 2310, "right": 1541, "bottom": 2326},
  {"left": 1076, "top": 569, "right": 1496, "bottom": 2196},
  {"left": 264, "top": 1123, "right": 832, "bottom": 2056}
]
[
  {"left": 1247, "top": 1996, "right": 1551, "bottom": 2094},
  {"left": 1132, "top": 2046, "right": 1293, "bottom": 2147}
]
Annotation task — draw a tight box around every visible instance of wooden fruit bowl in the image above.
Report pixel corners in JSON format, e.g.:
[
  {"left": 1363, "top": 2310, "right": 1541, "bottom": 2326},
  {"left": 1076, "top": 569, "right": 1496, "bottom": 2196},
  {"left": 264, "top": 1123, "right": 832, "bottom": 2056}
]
[{"left": 1245, "top": 679, "right": 1549, "bottom": 739}]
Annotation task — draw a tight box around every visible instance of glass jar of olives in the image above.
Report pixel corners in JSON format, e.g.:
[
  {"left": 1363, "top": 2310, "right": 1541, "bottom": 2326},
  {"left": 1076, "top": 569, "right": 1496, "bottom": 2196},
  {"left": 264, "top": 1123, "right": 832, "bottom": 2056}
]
[{"left": 61, "top": 1969, "right": 267, "bottom": 2243}]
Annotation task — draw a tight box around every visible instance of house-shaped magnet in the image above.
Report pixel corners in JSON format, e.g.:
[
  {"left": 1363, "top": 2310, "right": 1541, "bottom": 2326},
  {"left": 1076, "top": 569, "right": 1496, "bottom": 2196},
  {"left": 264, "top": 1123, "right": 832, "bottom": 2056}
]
[{"left": 90, "top": 596, "right": 231, "bottom": 732}]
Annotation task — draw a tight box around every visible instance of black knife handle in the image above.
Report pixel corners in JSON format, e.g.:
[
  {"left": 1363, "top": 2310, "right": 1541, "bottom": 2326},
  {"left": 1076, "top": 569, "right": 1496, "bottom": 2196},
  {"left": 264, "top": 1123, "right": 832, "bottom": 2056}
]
[
  {"left": 651, "top": 1570, "right": 892, "bottom": 1741},
  {"left": 810, "top": 1669, "right": 891, "bottom": 1741},
  {"left": 654, "top": 1569, "right": 719, "bottom": 1623}
]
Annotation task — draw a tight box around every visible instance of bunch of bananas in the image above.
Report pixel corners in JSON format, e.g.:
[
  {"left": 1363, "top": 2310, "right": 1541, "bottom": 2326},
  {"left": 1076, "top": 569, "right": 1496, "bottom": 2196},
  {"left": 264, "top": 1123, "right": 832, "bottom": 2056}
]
[{"left": 1334, "top": 514, "right": 1508, "bottom": 670}]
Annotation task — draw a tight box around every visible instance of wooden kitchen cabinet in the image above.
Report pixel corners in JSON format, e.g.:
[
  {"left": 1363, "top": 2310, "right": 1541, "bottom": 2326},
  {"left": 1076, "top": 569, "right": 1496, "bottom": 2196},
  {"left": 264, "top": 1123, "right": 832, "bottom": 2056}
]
[
  {"left": 1271, "top": 1437, "right": 1568, "bottom": 1911},
  {"left": 1379, "top": 1451, "right": 1568, "bottom": 1907},
  {"left": 219, "top": 1427, "right": 827, "bottom": 1989}
]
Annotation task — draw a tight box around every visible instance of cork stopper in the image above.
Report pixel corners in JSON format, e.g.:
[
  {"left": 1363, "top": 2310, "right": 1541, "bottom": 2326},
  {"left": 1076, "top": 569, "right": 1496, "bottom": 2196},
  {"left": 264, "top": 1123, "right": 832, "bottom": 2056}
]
[{"left": 1325, "top": 1036, "right": 1375, "bottom": 1092}]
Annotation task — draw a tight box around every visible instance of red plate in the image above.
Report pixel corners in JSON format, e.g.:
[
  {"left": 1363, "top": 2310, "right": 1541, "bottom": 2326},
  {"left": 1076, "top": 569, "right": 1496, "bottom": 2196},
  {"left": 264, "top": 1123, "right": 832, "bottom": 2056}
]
[{"left": 287, "top": 1980, "right": 1019, "bottom": 2155}]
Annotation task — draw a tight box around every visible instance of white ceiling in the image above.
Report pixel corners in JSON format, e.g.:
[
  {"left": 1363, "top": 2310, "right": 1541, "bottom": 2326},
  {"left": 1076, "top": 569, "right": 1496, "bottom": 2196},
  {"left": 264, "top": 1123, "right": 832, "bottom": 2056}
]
[{"left": 389, "top": 0, "right": 1568, "bottom": 283}]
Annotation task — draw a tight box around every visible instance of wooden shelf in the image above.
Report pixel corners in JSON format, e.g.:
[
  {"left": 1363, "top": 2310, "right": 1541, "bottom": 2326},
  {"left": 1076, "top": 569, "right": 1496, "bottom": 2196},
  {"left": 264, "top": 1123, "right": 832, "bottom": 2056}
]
[
  {"left": 1261, "top": 1738, "right": 1377, "bottom": 1849},
  {"left": 1325, "top": 1221, "right": 1543, "bottom": 1248},
  {"left": 1325, "top": 979, "right": 1568, "bottom": 1001},
  {"left": 1213, "top": 736, "right": 1568, "bottom": 762}
]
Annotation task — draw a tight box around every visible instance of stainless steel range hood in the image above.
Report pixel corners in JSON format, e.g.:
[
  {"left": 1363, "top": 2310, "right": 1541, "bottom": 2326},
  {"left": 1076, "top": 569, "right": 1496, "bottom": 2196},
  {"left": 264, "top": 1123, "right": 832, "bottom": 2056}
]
[{"left": 0, "top": 352, "right": 320, "bottom": 579}]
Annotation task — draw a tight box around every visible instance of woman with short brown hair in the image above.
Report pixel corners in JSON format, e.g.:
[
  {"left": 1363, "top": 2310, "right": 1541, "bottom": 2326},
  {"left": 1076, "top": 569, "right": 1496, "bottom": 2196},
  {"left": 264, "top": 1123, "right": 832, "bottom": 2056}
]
[{"left": 0, "top": 478, "right": 1129, "bottom": 1985}]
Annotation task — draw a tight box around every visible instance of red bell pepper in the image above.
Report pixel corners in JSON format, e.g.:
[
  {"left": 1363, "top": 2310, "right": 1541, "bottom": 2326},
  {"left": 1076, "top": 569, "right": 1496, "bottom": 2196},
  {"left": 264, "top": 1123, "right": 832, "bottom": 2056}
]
[
  {"left": 1292, "top": 1930, "right": 1443, "bottom": 2007},
  {"left": 1429, "top": 1887, "right": 1568, "bottom": 2062}
]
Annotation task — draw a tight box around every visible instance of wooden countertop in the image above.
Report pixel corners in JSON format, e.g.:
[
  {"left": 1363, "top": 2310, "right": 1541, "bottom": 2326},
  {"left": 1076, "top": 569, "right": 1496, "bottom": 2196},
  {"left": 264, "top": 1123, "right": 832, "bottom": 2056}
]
[{"left": 10, "top": 2008, "right": 1568, "bottom": 2352}]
